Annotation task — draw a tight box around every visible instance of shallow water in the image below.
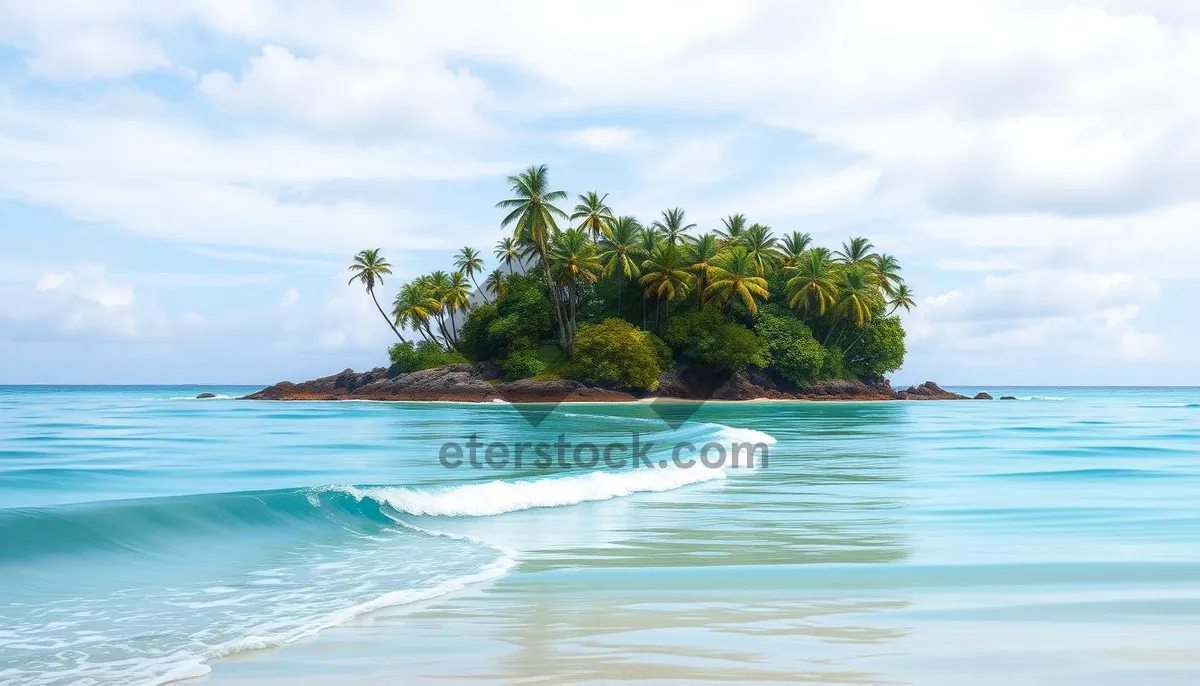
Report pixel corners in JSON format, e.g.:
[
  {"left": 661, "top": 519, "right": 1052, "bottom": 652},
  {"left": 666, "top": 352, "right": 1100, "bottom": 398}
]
[{"left": 2, "top": 386, "right": 1199, "bottom": 684}]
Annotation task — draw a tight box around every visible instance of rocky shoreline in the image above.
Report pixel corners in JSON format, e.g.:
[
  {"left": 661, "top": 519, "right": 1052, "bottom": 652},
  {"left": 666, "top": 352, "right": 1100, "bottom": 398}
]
[{"left": 241, "top": 365, "right": 975, "bottom": 403}]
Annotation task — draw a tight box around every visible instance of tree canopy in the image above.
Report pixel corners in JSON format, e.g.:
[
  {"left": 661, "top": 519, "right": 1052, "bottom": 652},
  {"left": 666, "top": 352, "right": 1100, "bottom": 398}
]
[{"left": 350, "top": 165, "right": 914, "bottom": 388}]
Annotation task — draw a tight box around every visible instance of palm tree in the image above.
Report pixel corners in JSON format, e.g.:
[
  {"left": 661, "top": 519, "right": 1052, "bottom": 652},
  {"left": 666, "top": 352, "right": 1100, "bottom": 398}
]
[
  {"left": 485, "top": 268, "right": 507, "bottom": 300},
  {"left": 651, "top": 207, "right": 696, "bottom": 246},
  {"left": 454, "top": 246, "right": 488, "bottom": 304},
  {"left": 741, "top": 223, "right": 780, "bottom": 276},
  {"left": 869, "top": 253, "right": 903, "bottom": 298},
  {"left": 600, "top": 216, "right": 643, "bottom": 280},
  {"left": 496, "top": 164, "right": 570, "bottom": 347},
  {"left": 494, "top": 237, "right": 522, "bottom": 275},
  {"left": 834, "top": 265, "right": 881, "bottom": 328},
  {"left": 638, "top": 243, "right": 692, "bottom": 327},
  {"left": 548, "top": 228, "right": 603, "bottom": 339},
  {"left": 497, "top": 165, "right": 568, "bottom": 249},
  {"left": 347, "top": 248, "right": 406, "bottom": 342},
  {"left": 443, "top": 271, "right": 472, "bottom": 346},
  {"left": 887, "top": 283, "right": 916, "bottom": 315},
  {"left": 834, "top": 237, "right": 877, "bottom": 266},
  {"left": 635, "top": 225, "right": 662, "bottom": 257},
  {"left": 705, "top": 246, "right": 770, "bottom": 316},
  {"left": 393, "top": 281, "right": 440, "bottom": 346},
  {"left": 599, "top": 216, "right": 643, "bottom": 316},
  {"left": 785, "top": 250, "right": 839, "bottom": 319},
  {"left": 716, "top": 213, "right": 747, "bottom": 244},
  {"left": 780, "top": 231, "right": 813, "bottom": 269},
  {"left": 571, "top": 191, "right": 615, "bottom": 242},
  {"left": 634, "top": 229, "right": 665, "bottom": 328},
  {"left": 687, "top": 233, "right": 721, "bottom": 305},
  {"left": 423, "top": 271, "right": 454, "bottom": 346}
]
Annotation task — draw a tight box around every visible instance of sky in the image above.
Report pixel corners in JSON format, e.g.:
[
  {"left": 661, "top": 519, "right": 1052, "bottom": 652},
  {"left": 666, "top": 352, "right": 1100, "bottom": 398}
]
[{"left": 1, "top": 0, "right": 1198, "bottom": 385}]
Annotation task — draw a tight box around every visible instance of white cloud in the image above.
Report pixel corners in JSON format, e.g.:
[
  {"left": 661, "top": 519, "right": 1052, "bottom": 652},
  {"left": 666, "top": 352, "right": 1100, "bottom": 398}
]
[
  {"left": 279, "top": 287, "right": 299, "bottom": 307},
  {"left": 33, "top": 263, "right": 134, "bottom": 308},
  {"left": 35, "top": 272, "right": 68, "bottom": 291},
  {"left": 908, "top": 270, "right": 1161, "bottom": 361},
  {"left": 559, "top": 127, "right": 642, "bottom": 153},
  {"left": 199, "top": 45, "right": 491, "bottom": 135},
  {"left": 0, "top": 100, "right": 510, "bottom": 255},
  {"left": 26, "top": 30, "right": 169, "bottom": 80}
]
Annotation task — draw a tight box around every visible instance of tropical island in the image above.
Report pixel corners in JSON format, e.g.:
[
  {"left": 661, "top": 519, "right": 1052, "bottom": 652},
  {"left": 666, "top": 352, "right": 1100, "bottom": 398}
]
[{"left": 248, "top": 165, "right": 970, "bottom": 402}]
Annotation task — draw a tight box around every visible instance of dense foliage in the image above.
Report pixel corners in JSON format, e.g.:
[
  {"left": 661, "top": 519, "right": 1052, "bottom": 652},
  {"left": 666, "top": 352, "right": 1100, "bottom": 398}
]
[
  {"left": 570, "top": 318, "right": 665, "bottom": 390},
  {"left": 755, "top": 304, "right": 826, "bottom": 385},
  {"left": 350, "top": 164, "right": 915, "bottom": 387},
  {"left": 663, "top": 310, "right": 767, "bottom": 373},
  {"left": 388, "top": 341, "right": 467, "bottom": 374}
]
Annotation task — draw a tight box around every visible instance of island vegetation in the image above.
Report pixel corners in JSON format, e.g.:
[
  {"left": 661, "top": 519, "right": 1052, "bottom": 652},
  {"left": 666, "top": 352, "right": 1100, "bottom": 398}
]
[{"left": 348, "top": 164, "right": 914, "bottom": 394}]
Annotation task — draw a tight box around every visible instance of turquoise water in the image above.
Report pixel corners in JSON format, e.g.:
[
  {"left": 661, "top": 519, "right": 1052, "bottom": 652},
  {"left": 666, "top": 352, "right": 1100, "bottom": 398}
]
[{"left": 2, "top": 387, "right": 1200, "bottom": 684}]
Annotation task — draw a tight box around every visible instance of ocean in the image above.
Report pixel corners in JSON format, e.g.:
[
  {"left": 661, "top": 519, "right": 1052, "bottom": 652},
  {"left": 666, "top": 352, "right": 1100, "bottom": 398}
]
[{"left": 2, "top": 386, "right": 1199, "bottom": 685}]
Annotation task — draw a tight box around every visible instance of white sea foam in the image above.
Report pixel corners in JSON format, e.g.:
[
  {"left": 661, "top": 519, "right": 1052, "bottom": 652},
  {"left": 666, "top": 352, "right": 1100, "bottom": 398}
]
[
  {"left": 337, "top": 465, "right": 730, "bottom": 517},
  {"left": 213, "top": 555, "right": 514, "bottom": 657},
  {"left": 715, "top": 426, "right": 777, "bottom": 446},
  {"left": 333, "top": 422, "right": 775, "bottom": 517}
]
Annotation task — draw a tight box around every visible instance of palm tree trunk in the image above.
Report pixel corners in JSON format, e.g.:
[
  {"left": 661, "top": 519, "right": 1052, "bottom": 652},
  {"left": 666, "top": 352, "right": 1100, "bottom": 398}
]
[
  {"left": 541, "top": 256, "right": 569, "bottom": 349},
  {"left": 823, "top": 320, "right": 842, "bottom": 347},
  {"left": 665, "top": 297, "right": 670, "bottom": 324},
  {"left": 370, "top": 289, "right": 406, "bottom": 342},
  {"left": 844, "top": 330, "right": 866, "bottom": 357},
  {"left": 471, "top": 274, "right": 491, "bottom": 305},
  {"left": 435, "top": 313, "right": 453, "bottom": 350},
  {"left": 416, "top": 324, "right": 434, "bottom": 345},
  {"left": 570, "top": 284, "right": 578, "bottom": 333}
]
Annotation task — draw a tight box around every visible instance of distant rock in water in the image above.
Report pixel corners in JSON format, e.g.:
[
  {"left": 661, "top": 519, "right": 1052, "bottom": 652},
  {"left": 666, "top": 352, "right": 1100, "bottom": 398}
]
[
  {"left": 896, "top": 381, "right": 969, "bottom": 400},
  {"left": 1000, "top": 395, "right": 1018, "bottom": 400},
  {"left": 195, "top": 392, "right": 217, "bottom": 399},
  {"left": 242, "top": 365, "right": 636, "bottom": 403},
  {"left": 244, "top": 365, "right": 960, "bottom": 403},
  {"left": 974, "top": 392, "right": 993, "bottom": 400}
]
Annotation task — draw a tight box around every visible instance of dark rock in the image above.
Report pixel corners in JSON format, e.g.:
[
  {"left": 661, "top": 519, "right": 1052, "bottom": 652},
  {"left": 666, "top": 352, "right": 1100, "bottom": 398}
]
[
  {"left": 472, "top": 361, "right": 504, "bottom": 381},
  {"left": 352, "top": 365, "right": 497, "bottom": 402},
  {"left": 974, "top": 392, "right": 993, "bottom": 400},
  {"left": 795, "top": 378, "right": 896, "bottom": 401},
  {"left": 656, "top": 365, "right": 729, "bottom": 399},
  {"left": 711, "top": 370, "right": 784, "bottom": 400},
  {"left": 1000, "top": 395, "right": 1018, "bottom": 400},
  {"left": 245, "top": 364, "right": 932, "bottom": 404},
  {"left": 244, "top": 365, "right": 633, "bottom": 402},
  {"left": 896, "top": 381, "right": 969, "bottom": 400},
  {"left": 195, "top": 392, "right": 217, "bottom": 399},
  {"left": 500, "top": 378, "right": 636, "bottom": 403}
]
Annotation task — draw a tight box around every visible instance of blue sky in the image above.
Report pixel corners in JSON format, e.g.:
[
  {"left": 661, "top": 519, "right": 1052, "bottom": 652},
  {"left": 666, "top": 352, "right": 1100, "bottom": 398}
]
[{"left": 1, "top": 1, "right": 1197, "bottom": 385}]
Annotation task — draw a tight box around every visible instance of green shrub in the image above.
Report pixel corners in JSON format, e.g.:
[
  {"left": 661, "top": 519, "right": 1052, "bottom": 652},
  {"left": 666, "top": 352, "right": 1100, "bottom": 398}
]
[
  {"left": 821, "top": 344, "right": 849, "bottom": 379},
  {"left": 663, "top": 310, "right": 767, "bottom": 372},
  {"left": 755, "top": 304, "right": 826, "bottom": 385},
  {"left": 642, "top": 331, "right": 673, "bottom": 370},
  {"left": 388, "top": 341, "right": 467, "bottom": 374},
  {"left": 495, "top": 284, "right": 554, "bottom": 342},
  {"left": 845, "top": 316, "right": 906, "bottom": 377},
  {"left": 501, "top": 346, "right": 546, "bottom": 380},
  {"left": 568, "top": 318, "right": 663, "bottom": 390},
  {"left": 458, "top": 304, "right": 498, "bottom": 361},
  {"left": 458, "top": 283, "right": 556, "bottom": 363}
]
